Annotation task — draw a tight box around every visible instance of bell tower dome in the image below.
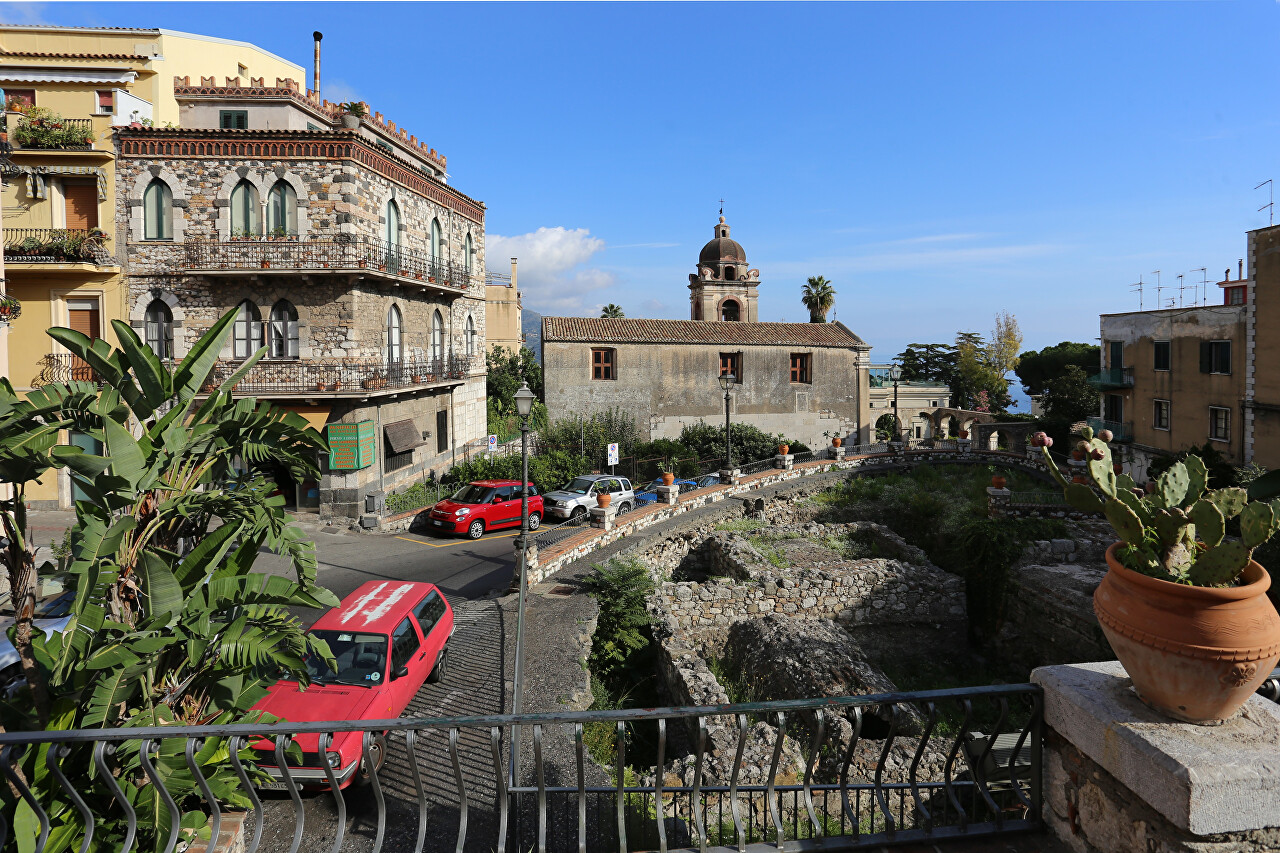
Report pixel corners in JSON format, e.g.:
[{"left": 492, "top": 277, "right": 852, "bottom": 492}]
[{"left": 689, "top": 216, "right": 760, "bottom": 322}]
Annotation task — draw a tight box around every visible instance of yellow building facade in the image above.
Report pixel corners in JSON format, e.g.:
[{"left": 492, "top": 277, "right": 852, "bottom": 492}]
[{"left": 0, "top": 26, "right": 302, "bottom": 506}]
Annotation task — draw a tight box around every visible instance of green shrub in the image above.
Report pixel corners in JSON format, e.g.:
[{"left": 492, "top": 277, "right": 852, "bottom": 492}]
[
  {"left": 678, "top": 421, "right": 799, "bottom": 465},
  {"left": 581, "top": 558, "right": 655, "bottom": 692}
]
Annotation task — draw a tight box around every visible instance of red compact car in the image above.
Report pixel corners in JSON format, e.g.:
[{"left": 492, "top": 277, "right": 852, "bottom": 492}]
[
  {"left": 250, "top": 580, "right": 453, "bottom": 789},
  {"left": 426, "top": 480, "right": 543, "bottom": 539}
]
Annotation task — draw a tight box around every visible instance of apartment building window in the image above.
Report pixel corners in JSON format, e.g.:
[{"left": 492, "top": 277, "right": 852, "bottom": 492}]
[
  {"left": 63, "top": 179, "right": 98, "bottom": 230},
  {"left": 466, "top": 315, "right": 477, "bottom": 358},
  {"left": 437, "top": 410, "right": 449, "bottom": 454},
  {"left": 719, "top": 352, "right": 741, "bottom": 382},
  {"left": 1108, "top": 340, "right": 1123, "bottom": 368},
  {"left": 430, "top": 218, "right": 442, "bottom": 263},
  {"left": 1105, "top": 394, "right": 1124, "bottom": 424},
  {"left": 143, "top": 179, "right": 172, "bottom": 240},
  {"left": 464, "top": 233, "right": 474, "bottom": 274},
  {"left": 387, "top": 305, "right": 403, "bottom": 366},
  {"left": 592, "top": 348, "right": 615, "bottom": 380},
  {"left": 268, "top": 300, "right": 299, "bottom": 359},
  {"left": 144, "top": 299, "right": 173, "bottom": 359},
  {"left": 1153, "top": 341, "right": 1171, "bottom": 372},
  {"left": 233, "top": 301, "right": 262, "bottom": 360},
  {"left": 1227, "top": 286, "right": 1247, "bottom": 306},
  {"left": 219, "top": 110, "right": 248, "bottom": 130},
  {"left": 1200, "top": 340, "right": 1231, "bottom": 375},
  {"left": 1209, "top": 406, "right": 1231, "bottom": 442},
  {"left": 1154, "top": 399, "right": 1170, "bottom": 431},
  {"left": 790, "top": 353, "right": 812, "bottom": 384},
  {"left": 431, "top": 310, "right": 444, "bottom": 363},
  {"left": 266, "top": 181, "right": 297, "bottom": 235},
  {"left": 230, "top": 180, "right": 260, "bottom": 235},
  {"left": 4, "top": 89, "right": 34, "bottom": 110},
  {"left": 96, "top": 90, "right": 114, "bottom": 115}
]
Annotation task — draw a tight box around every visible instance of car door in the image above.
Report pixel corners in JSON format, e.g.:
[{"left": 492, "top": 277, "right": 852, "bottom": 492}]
[
  {"left": 388, "top": 616, "right": 427, "bottom": 711},
  {"left": 488, "top": 485, "right": 520, "bottom": 529},
  {"left": 413, "top": 590, "right": 451, "bottom": 670}
]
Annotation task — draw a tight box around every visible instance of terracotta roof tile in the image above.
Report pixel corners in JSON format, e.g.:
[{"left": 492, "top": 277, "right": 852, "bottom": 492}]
[
  {"left": 0, "top": 50, "right": 151, "bottom": 60},
  {"left": 542, "top": 317, "right": 869, "bottom": 348}
]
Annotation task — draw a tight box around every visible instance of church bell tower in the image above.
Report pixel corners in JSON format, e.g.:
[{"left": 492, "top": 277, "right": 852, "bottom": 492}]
[{"left": 689, "top": 216, "right": 760, "bottom": 322}]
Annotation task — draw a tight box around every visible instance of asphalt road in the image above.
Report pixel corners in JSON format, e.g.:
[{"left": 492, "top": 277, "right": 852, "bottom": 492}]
[{"left": 255, "top": 522, "right": 521, "bottom": 613}]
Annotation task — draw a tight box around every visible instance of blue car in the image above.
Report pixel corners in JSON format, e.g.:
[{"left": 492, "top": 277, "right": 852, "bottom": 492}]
[{"left": 635, "top": 478, "right": 697, "bottom": 505}]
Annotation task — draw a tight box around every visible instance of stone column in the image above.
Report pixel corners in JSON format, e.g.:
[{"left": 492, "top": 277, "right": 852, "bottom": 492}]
[
  {"left": 719, "top": 467, "right": 740, "bottom": 485},
  {"left": 775, "top": 454, "right": 795, "bottom": 470},
  {"left": 1033, "top": 661, "right": 1280, "bottom": 853},
  {"left": 957, "top": 438, "right": 972, "bottom": 453},
  {"left": 589, "top": 504, "right": 617, "bottom": 531},
  {"left": 831, "top": 445, "right": 847, "bottom": 461},
  {"left": 986, "top": 486, "right": 1011, "bottom": 518},
  {"left": 655, "top": 484, "right": 680, "bottom": 505}
]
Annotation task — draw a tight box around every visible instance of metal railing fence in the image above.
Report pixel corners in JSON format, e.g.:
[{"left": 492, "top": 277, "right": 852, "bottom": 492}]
[
  {"left": 738, "top": 458, "right": 775, "bottom": 476},
  {"left": 3, "top": 227, "right": 111, "bottom": 264},
  {"left": 201, "top": 354, "right": 472, "bottom": 395},
  {"left": 32, "top": 353, "right": 102, "bottom": 386},
  {"left": 0, "top": 684, "right": 1042, "bottom": 853}
]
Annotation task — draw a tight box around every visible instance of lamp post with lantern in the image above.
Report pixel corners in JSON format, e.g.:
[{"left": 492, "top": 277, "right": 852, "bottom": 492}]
[
  {"left": 509, "top": 381, "right": 536, "bottom": 783},
  {"left": 887, "top": 362, "right": 903, "bottom": 446},
  {"left": 719, "top": 371, "right": 735, "bottom": 473}
]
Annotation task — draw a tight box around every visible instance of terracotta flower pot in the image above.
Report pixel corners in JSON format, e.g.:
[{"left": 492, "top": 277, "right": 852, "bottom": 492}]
[
  {"left": 596, "top": 492, "right": 612, "bottom": 508},
  {"left": 832, "top": 437, "right": 842, "bottom": 448},
  {"left": 661, "top": 472, "right": 675, "bottom": 487},
  {"left": 991, "top": 475, "right": 1006, "bottom": 489},
  {"left": 778, "top": 444, "right": 790, "bottom": 456},
  {"left": 1096, "top": 542, "right": 1280, "bottom": 724},
  {"left": 958, "top": 430, "right": 969, "bottom": 439}
]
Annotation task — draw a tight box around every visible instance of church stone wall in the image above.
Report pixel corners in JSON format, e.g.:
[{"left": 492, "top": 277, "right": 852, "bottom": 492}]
[{"left": 543, "top": 340, "right": 870, "bottom": 449}]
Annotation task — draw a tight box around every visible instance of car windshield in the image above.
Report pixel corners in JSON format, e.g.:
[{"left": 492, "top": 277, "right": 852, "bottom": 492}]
[
  {"left": 561, "top": 478, "right": 596, "bottom": 495},
  {"left": 452, "top": 484, "right": 495, "bottom": 504},
  {"left": 302, "top": 630, "right": 388, "bottom": 686},
  {"left": 0, "top": 574, "right": 74, "bottom": 620}
]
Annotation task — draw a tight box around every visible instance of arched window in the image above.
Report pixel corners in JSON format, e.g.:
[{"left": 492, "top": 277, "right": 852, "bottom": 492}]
[
  {"left": 268, "top": 300, "right": 299, "bottom": 359},
  {"left": 724, "top": 266, "right": 736, "bottom": 281},
  {"left": 144, "top": 299, "right": 173, "bottom": 358},
  {"left": 386, "top": 304, "right": 403, "bottom": 366},
  {"left": 266, "top": 180, "right": 297, "bottom": 236},
  {"left": 230, "top": 180, "right": 260, "bottom": 236},
  {"left": 233, "top": 301, "right": 262, "bottom": 359},
  {"left": 466, "top": 315, "right": 476, "bottom": 358},
  {"left": 386, "top": 200, "right": 400, "bottom": 248},
  {"left": 464, "top": 232, "right": 474, "bottom": 274},
  {"left": 431, "top": 309, "right": 444, "bottom": 364},
  {"left": 143, "top": 179, "right": 172, "bottom": 240},
  {"left": 430, "top": 218, "right": 442, "bottom": 264},
  {"left": 721, "top": 299, "right": 740, "bottom": 322}
]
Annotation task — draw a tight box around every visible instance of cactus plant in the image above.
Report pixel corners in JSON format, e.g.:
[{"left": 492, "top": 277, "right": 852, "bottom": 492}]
[{"left": 1042, "top": 434, "right": 1280, "bottom": 586}]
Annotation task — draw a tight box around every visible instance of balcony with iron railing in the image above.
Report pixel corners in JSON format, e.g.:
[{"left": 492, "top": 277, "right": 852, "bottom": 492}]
[
  {"left": 1087, "top": 367, "right": 1134, "bottom": 390},
  {"left": 199, "top": 354, "right": 475, "bottom": 398},
  {"left": 182, "top": 235, "right": 478, "bottom": 296},
  {"left": 3, "top": 228, "right": 113, "bottom": 266},
  {"left": 1086, "top": 416, "right": 1133, "bottom": 442}
]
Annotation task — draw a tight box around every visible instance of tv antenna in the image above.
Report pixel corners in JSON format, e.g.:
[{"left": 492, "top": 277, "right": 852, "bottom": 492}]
[
  {"left": 1177, "top": 273, "right": 1189, "bottom": 308},
  {"left": 1191, "top": 267, "right": 1207, "bottom": 306},
  {"left": 1152, "top": 270, "right": 1162, "bottom": 309},
  {"left": 1258, "top": 179, "right": 1274, "bottom": 225},
  {"left": 1130, "top": 276, "right": 1144, "bottom": 310}
]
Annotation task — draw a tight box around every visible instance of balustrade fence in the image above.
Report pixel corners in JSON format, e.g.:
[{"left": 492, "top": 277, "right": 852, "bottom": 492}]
[
  {"left": 4, "top": 228, "right": 110, "bottom": 264},
  {"left": 184, "top": 235, "right": 476, "bottom": 287},
  {"left": 201, "top": 355, "right": 471, "bottom": 395},
  {"left": 0, "top": 685, "right": 1043, "bottom": 853}
]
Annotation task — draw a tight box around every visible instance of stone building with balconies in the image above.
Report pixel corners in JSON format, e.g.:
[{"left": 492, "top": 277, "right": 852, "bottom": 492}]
[{"left": 113, "top": 75, "right": 488, "bottom": 520}]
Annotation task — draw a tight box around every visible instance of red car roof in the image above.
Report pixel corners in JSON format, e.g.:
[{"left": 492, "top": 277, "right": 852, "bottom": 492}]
[
  {"left": 470, "top": 479, "right": 531, "bottom": 487},
  {"left": 311, "top": 581, "right": 442, "bottom": 634}
]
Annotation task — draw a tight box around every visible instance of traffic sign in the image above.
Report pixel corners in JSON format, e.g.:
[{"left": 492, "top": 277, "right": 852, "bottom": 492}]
[
  {"left": 489, "top": 434, "right": 498, "bottom": 452},
  {"left": 607, "top": 442, "right": 619, "bottom": 466}
]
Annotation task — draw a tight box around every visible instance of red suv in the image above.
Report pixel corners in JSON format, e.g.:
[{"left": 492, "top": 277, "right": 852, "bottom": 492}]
[{"left": 427, "top": 480, "right": 543, "bottom": 539}]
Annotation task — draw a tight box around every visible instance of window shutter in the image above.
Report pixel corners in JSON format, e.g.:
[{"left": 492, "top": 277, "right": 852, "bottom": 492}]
[
  {"left": 1200, "top": 341, "right": 1212, "bottom": 373},
  {"left": 64, "top": 181, "right": 99, "bottom": 230},
  {"left": 287, "top": 321, "right": 299, "bottom": 357},
  {"left": 1221, "top": 341, "right": 1231, "bottom": 374}
]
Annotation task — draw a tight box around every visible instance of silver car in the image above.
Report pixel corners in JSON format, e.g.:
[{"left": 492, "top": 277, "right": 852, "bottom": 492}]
[
  {"left": 0, "top": 574, "right": 75, "bottom": 693},
  {"left": 543, "top": 475, "right": 635, "bottom": 521}
]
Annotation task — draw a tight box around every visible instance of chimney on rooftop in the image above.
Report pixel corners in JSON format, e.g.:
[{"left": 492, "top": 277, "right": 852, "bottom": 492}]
[
  {"left": 511, "top": 258, "right": 518, "bottom": 289},
  {"left": 312, "top": 32, "right": 322, "bottom": 96},
  {"left": 1239, "top": 259, "right": 1244, "bottom": 280},
  {"left": 1226, "top": 268, "right": 1231, "bottom": 282}
]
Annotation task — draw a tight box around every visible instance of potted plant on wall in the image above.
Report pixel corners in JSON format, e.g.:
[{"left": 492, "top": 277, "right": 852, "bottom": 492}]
[
  {"left": 1043, "top": 427, "right": 1280, "bottom": 724},
  {"left": 338, "top": 101, "right": 365, "bottom": 129}
]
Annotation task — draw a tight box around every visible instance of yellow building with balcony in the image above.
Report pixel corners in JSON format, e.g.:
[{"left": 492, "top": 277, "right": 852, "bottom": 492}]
[{"left": 0, "top": 25, "right": 302, "bottom": 507}]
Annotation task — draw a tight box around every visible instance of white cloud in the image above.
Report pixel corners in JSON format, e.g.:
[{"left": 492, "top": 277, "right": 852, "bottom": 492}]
[
  {"left": 488, "top": 226, "right": 614, "bottom": 314},
  {"left": 0, "top": 3, "right": 52, "bottom": 24},
  {"left": 322, "top": 79, "right": 361, "bottom": 106}
]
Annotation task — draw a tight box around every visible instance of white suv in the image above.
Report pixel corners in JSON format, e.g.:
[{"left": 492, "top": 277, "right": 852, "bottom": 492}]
[{"left": 543, "top": 475, "right": 635, "bottom": 521}]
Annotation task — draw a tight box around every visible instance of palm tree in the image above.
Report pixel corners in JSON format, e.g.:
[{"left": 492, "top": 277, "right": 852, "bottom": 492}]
[
  {"left": 801, "top": 276, "right": 836, "bottom": 323},
  {"left": 601, "top": 304, "right": 625, "bottom": 318}
]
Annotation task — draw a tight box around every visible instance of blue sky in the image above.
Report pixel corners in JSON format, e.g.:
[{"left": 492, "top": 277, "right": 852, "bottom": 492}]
[{"left": 7, "top": 1, "right": 1280, "bottom": 386}]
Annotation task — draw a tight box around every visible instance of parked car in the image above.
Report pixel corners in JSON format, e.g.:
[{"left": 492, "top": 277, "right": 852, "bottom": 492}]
[
  {"left": 426, "top": 480, "right": 543, "bottom": 539},
  {"left": 693, "top": 473, "right": 722, "bottom": 489},
  {"left": 250, "top": 580, "right": 454, "bottom": 790},
  {"left": 634, "top": 478, "right": 697, "bottom": 505},
  {"left": 0, "top": 574, "right": 75, "bottom": 696},
  {"left": 543, "top": 475, "right": 635, "bottom": 520}
]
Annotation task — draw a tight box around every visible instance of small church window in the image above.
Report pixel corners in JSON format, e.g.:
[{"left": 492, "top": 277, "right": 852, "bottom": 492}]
[
  {"left": 719, "top": 352, "right": 741, "bottom": 383},
  {"left": 725, "top": 266, "right": 736, "bottom": 281},
  {"left": 592, "top": 348, "right": 615, "bottom": 380},
  {"left": 790, "top": 353, "right": 811, "bottom": 384},
  {"left": 721, "top": 300, "right": 740, "bottom": 322}
]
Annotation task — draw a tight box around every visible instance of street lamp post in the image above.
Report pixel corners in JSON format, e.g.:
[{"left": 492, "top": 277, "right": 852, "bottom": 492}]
[
  {"left": 887, "top": 363, "right": 903, "bottom": 445},
  {"left": 719, "top": 372, "right": 735, "bottom": 470},
  {"left": 509, "top": 381, "right": 536, "bottom": 785}
]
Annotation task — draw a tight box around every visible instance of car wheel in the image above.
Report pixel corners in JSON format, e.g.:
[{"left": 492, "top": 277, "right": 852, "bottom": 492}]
[
  {"left": 570, "top": 506, "right": 587, "bottom": 523},
  {"left": 427, "top": 647, "right": 448, "bottom": 684},
  {"left": 528, "top": 512, "right": 541, "bottom": 530},
  {"left": 617, "top": 502, "right": 631, "bottom": 515},
  {"left": 356, "top": 734, "right": 387, "bottom": 786},
  {"left": 467, "top": 519, "right": 485, "bottom": 540}
]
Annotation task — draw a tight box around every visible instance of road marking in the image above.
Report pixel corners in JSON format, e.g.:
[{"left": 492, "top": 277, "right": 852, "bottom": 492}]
[{"left": 394, "top": 532, "right": 519, "bottom": 548}]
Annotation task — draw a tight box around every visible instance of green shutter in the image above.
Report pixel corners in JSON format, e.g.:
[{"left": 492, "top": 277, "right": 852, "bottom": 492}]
[{"left": 327, "top": 421, "right": 375, "bottom": 470}]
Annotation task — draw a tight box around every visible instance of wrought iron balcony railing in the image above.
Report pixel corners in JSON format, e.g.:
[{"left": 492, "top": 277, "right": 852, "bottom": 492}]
[
  {"left": 1086, "top": 417, "right": 1133, "bottom": 442},
  {"left": 201, "top": 355, "right": 473, "bottom": 396},
  {"left": 5, "top": 114, "right": 95, "bottom": 150},
  {"left": 1087, "top": 367, "right": 1134, "bottom": 390},
  {"left": 33, "top": 352, "right": 102, "bottom": 386},
  {"left": 4, "top": 228, "right": 112, "bottom": 264},
  {"left": 183, "top": 235, "right": 476, "bottom": 290}
]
